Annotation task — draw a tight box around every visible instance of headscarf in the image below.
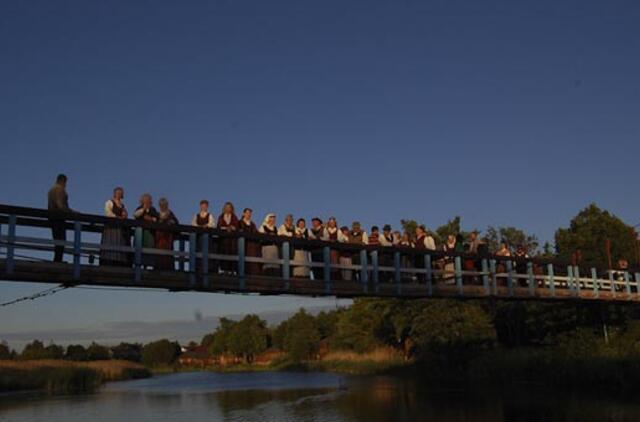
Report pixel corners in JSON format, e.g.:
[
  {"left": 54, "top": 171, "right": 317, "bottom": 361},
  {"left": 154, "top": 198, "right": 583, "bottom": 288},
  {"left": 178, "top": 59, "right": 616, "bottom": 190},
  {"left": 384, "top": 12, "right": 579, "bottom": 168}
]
[{"left": 261, "top": 213, "right": 276, "bottom": 229}]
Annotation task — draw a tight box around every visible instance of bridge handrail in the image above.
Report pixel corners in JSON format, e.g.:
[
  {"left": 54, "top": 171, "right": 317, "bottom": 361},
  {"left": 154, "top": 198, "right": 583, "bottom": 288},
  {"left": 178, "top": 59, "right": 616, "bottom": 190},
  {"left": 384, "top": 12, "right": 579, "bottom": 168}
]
[{"left": 0, "top": 203, "right": 570, "bottom": 267}]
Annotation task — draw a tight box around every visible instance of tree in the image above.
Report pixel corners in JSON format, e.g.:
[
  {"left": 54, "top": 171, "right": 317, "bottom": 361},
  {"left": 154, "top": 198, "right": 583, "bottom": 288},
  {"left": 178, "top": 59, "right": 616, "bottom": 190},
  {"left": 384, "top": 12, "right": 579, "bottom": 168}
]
[
  {"left": 86, "top": 343, "right": 111, "bottom": 361},
  {"left": 141, "top": 339, "right": 181, "bottom": 367},
  {"left": 555, "top": 204, "right": 637, "bottom": 270},
  {"left": 332, "top": 300, "right": 385, "bottom": 353},
  {"left": 111, "top": 343, "right": 142, "bottom": 362},
  {"left": 20, "top": 340, "right": 63, "bottom": 360},
  {"left": 0, "top": 342, "right": 13, "bottom": 360},
  {"left": 409, "top": 301, "right": 495, "bottom": 363},
  {"left": 207, "top": 317, "right": 235, "bottom": 355},
  {"left": 226, "top": 315, "right": 268, "bottom": 363},
  {"left": 65, "top": 344, "right": 88, "bottom": 361},
  {"left": 282, "top": 309, "right": 321, "bottom": 362},
  {"left": 485, "top": 226, "right": 539, "bottom": 255}
]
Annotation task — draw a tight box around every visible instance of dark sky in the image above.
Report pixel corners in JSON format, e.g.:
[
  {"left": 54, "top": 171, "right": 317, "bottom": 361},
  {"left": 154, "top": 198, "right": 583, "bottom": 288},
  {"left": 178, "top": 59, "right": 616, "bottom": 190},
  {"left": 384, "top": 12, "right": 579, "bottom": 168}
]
[{"left": 1, "top": 0, "right": 639, "bottom": 344}]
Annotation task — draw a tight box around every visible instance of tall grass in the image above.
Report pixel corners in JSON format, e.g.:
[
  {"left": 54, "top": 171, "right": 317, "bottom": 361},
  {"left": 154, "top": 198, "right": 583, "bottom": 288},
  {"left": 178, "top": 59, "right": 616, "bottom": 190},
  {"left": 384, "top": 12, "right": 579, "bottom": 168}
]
[{"left": 0, "top": 360, "right": 150, "bottom": 393}]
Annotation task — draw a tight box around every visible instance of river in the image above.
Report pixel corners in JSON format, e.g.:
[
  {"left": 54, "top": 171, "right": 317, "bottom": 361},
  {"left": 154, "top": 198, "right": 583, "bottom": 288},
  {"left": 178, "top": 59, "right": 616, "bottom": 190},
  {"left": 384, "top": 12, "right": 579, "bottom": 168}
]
[{"left": 2, "top": 371, "right": 640, "bottom": 421}]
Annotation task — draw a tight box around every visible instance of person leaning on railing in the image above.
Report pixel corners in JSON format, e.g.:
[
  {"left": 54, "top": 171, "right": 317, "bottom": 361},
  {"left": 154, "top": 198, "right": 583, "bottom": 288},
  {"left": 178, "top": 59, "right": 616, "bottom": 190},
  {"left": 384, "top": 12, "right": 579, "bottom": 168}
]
[
  {"left": 47, "top": 173, "right": 75, "bottom": 263},
  {"left": 155, "top": 198, "right": 179, "bottom": 271},
  {"left": 259, "top": 213, "right": 279, "bottom": 276},
  {"left": 100, "top": 186, "right": 130, "bottom": 267},
  {"left": 238, "top": 208, "right": 261, "bottom": 276},
  {"left": 133, "top": 193, "right": 159, "bottom": 268},
  {"left": 292, "top": 218, "right": 311, "bottom": 278},
  {"left": 191, "top": 199, "right": 216, "bottom": 275}
]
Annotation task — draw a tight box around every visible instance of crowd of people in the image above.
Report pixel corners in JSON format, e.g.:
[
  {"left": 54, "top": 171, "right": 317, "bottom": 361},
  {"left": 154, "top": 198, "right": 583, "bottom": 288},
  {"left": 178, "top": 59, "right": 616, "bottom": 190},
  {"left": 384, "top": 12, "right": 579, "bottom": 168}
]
[{"left": 47, "top": 174, "right": 532, "bottom": 282}]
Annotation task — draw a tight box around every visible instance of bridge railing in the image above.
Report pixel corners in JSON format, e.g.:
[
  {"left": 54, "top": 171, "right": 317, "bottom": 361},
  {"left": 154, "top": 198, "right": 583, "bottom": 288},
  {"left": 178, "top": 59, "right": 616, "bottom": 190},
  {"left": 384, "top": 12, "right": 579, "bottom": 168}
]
[{"left": 0, "top": 203, "right": 638, "bottom": 300}]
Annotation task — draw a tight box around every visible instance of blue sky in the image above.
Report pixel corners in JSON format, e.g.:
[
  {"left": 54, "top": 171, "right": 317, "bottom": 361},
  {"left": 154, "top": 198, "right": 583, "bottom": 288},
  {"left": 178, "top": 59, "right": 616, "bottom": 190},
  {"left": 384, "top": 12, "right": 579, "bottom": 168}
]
[{"left": 1, "top": 0, "right": 639, "bottom": 348}]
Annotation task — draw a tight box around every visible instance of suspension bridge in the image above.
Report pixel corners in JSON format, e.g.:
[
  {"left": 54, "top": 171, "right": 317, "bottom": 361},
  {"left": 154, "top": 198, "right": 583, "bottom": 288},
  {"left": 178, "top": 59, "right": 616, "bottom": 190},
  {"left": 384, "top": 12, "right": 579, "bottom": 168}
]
[{"left": 1, "top": 204, "right": 639, "bottom": 304}]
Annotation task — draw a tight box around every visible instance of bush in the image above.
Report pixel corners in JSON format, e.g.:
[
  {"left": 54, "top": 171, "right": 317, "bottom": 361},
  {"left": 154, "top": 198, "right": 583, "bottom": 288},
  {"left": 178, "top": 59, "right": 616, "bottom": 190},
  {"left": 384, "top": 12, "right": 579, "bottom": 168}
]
[{"left": 141, "top": 340, "right": 181, "bottom": 368}]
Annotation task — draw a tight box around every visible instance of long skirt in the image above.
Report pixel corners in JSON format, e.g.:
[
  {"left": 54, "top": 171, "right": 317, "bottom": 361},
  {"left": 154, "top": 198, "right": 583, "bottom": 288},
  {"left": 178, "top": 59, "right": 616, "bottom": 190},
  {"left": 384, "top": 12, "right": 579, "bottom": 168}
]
[
  {"left": 330, "top": 249, "right": 340, "bottom": 280},
  {"left": 100, "top": 226, "right": 130, "bottom": 267},
  {"left": 219, "top": 238, "right": 237, "bottom": 273},
  {"left": 292, "top": 249, "right": 310, "bottom": 278},
  {"left": 142, "top": 230, "right": 155, "bottom": 267},
  {"left": 262, "top": 244, "right": 280, "bottom": 275},
  {"left": 311, "top": 249, "right": 324, "bottom": 280},
  {"left": 339, "top": 256, "right": 353, "bottom": 281},
  {"left": 155, "top": 231, "right": 174, "bottom": 271},
  {"left": 245, "top": 240, "right": 262, "bottom": 275}
]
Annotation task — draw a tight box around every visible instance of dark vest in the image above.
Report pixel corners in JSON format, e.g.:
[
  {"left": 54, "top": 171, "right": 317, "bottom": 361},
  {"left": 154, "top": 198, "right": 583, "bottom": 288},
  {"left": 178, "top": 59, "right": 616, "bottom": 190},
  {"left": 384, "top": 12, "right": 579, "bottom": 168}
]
[
  {"left": 195, "top": 213, "right": 210, "bottom": 227},
  {"left": 111, "top": 201, "right": 125, "bottom": 218}
]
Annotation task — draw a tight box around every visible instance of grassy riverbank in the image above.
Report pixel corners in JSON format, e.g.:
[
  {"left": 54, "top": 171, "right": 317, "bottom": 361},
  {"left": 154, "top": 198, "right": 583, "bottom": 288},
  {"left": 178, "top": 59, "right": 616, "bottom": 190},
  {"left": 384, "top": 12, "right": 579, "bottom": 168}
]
[{"left": 0, "top": 360, "right": 151, "bottom": 393}]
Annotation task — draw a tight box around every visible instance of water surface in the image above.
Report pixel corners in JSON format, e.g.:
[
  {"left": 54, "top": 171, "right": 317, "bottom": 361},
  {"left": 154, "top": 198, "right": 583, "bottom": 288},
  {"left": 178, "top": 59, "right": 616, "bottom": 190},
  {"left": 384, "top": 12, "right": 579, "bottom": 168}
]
[{"left": 2, "top": 371, "right": 640, "bottom": 421}]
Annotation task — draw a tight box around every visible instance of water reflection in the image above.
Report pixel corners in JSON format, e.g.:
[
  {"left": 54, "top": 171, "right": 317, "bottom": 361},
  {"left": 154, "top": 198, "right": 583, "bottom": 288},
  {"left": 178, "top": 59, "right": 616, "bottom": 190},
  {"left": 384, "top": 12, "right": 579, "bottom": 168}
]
[{"left": 2, "top": 372, "right": 640, "bottom": 422}]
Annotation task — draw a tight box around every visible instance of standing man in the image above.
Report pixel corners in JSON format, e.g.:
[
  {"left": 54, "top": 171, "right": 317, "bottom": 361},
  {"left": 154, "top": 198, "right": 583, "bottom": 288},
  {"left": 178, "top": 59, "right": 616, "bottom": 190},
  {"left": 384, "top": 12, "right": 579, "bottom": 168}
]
[{"left": 47, "top": 174, "right": 73, "bottom": 262}]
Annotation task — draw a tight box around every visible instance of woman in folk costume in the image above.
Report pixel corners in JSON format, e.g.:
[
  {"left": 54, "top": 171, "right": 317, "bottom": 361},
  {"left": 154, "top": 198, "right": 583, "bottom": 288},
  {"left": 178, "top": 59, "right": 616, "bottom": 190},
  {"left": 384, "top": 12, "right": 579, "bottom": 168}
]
[
  {"left": 192, "top": 199, "right": 217, "bottom": 275},
  {"left": 379, "top": 224, "right": 396, "bottom": 282},
  {"left": 325, "top": 217, "right": 341, "bottom": 280},
  {"left": 134, "top": 193, "right": 159, "bottom": 268},
  {"left": 101, "top": 187, "right": 130, "bottom": 267},
  {"left": 278, "top": 214, "right": 296, "bottom": 264},
  {"left": 442, "top": 234, "right": 458, "bottom": 284},
  {"left": 309, "top": 218, "right": 327, "bottom": 280},
  {"left": 259, "top": 213, "right": 280, "bottom": 276},
  {"left": 293, "top": 218, "right": 311, "bottom": 278},
  {"left": 347, "top": 222, "right": 368, "bottom": 280},
  {"left": 217, "top": 202, "right": 239, "bottom": 274},
  {"left": 414, "top": 225, "right": 436, "bottom": 282},
  {"left": 155, "top": 198, "right": 179, "bottom": 271},
  {"left": 238, "top": 208, "right": 261, "bottom": 275},
  {"left": 338, "top": 226, "right": 353, "bottom": 281}
]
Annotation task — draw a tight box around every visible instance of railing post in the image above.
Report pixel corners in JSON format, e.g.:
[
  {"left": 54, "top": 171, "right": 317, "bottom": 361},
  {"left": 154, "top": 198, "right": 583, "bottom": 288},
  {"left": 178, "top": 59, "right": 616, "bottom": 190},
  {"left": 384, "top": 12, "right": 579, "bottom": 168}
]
[
  {"left": 490, "top": 259, "right": 498, "bottom": 295},
  {"left": 425, "top": 254, "right": 433, "bottom": 296},
  {"left": 6, "top": 214, "right": 16, "bottom": 275},
  {"left": 547, "top": 263, "right": 555, "bottom": 298},
  {"left": 624, "top": 272, "right": 631, "bottom": 299},
  {"left": 609, "top": 271, "right": 615, "bottom": 298},
  {"left": 134, "top": 227, "right": 143, "bottom": 283},
  {"left": 370, "top": 250, "right": 379, "bottom": 293},
  {"left": 394, "top": 251, "right": 402, "bottom": 295},
  {"left": 574, "top": 266, "right": 581, "bottom": 296},
  {"left": 178, "top": 239, "right": 185, "bottom": 272},
  {"left": 506, "top": 260, "right": 514, "bottom": 297},
  {"left": 527, "top": 261, "right": 535, "bottom": 297},
  {"left": 73, "top": 221, "right": 82, "bottom": 281},
  {"left": 282, "top": 241, "right": 290, "bottom": 290},
  {"left": 567, "top": 266, "right": 574, "bottom": 296},
  {"left": 591, "top": 268, "right": 599, "bottom": 299},
  {"left": 359, "top": 249, "right": 368, "bottom": 293},
  {"left": 237, "top": 236, "right": 245, "bottom": 282},
  {"left": 481, "top": 259, "right": 490, "bottom": 295},
  {"left": 201, "top": 233, "right": 209, "bottom": 288},
  {"left": 455, "top": 256, "right": 463, "bottom": 296},
  {"left": 189, "top": 232, "right": 197, "bottom": 288},
  {"left": 323, "top": 246, "right": 331, "bottom": 295}
]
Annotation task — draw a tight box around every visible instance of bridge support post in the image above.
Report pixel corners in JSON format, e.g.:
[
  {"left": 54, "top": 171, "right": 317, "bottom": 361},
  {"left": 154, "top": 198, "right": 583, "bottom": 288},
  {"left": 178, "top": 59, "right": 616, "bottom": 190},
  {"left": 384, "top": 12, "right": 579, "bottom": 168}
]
[
  {"left": 370, "top": 250, "right": 379, "bottom": 294},
  {"left": 455, "top": 256, "right": 463, "bottom": 296},
  {"left": 134, "top": 227, "right": 143, "bottom": 283},
  {"left": 425, "top": 254, "right": 433, "bottom": 296},
  {"left": 6, "top": 214, "right": 16, "bottom": 275},
  {"left": 506, "top": 260, "right": 514, "bottom": 297},
  {"left": 527, "top": 262, "right": 535, "bottom": 297},
  {"left": 178, "top": 239, "right": 185, "bottom": 272},
  {"left": 238, "top": 236, "right": 245, "bottom": 285},
  {"left": 323, "top": 246, "right": 331, "bottom": 295},
  {"left": 574, "top": 266, "right": 581, "bottom": 297},
  {"left": 188, "top": 232, "right": 196, "bottom": 288},
  {"left": 481, "top": 259, "right": 490, "bottom": 296},
  {"left": 201, "top": 233, "right": 209, "bottom": 288},
  {"left": 73, "top": 221, "right": 82, "bottom": 281},
  {"left": 282, "top": 242, "right": 290, "bottom": 290},
  {"left": 490, "top": 259, "right": 497, "bottom": 295},
  {"left": 591, "top": 268, "right": 599, "bottom": 299},
  {"left": 624, "top": 272, "right": 631, "bottom": 300},
  {"left": 635, "top": 273, "right": 640, "bottom": 298},
  {"left": 395, "top": 251, "right": 402, "bottom": 295},
  {"left": 547, "top": 264, "right": 555, "bottom": 298},
  {"left": 360, "top": 249, "right": 368, "bottom": 293}
]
